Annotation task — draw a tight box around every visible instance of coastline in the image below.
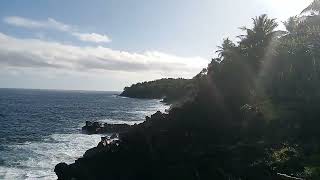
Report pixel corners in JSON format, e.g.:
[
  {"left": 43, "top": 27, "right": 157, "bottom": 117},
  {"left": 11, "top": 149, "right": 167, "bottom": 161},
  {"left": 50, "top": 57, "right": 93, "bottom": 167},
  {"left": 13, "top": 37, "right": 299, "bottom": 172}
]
[{"left": 0, "top": 89, "right": 168, "bottom": 179}]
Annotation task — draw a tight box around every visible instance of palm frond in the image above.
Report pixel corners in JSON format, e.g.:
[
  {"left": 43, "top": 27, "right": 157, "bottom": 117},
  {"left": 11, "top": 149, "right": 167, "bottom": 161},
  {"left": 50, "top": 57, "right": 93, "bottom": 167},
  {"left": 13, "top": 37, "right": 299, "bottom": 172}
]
[{"left": 301, "top": 0, "right": 320, "bottom": 14}]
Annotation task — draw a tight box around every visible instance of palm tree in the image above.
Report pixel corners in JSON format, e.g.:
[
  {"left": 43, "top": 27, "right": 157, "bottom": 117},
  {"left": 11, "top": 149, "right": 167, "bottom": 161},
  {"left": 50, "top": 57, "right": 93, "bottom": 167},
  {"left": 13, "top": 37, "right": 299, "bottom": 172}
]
[
  {"left": 239, "top": 14, "right": 278, "bottom": 49},
  {"left": 215, "top": 38, "right": 236, "bottom": 61},
  {"left": 283, "top": 16, "right": 300, "bottom": 34},
  {"left": 301, "top": 0, "right": 320, "bottom": 14},
  {"left": 238, "top": 14, "right": 280, "bottom": 70}
]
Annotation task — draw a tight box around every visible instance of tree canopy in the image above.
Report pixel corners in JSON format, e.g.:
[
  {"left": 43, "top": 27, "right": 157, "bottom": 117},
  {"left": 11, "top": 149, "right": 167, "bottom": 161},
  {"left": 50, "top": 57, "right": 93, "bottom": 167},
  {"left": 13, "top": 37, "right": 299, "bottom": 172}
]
[{"left": 103, "top": 2, "right": 320, "bottom": 179}]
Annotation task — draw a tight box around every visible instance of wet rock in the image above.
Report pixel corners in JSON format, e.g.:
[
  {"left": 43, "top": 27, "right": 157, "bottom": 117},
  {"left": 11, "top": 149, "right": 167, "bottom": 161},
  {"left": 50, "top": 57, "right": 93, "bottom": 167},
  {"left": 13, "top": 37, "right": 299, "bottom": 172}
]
[
  {"left": 150, "top": 111, "right": 165, "bottom": 121},
  {"left": 110, "top": 133, "right": 118, "bottom": 139},
  {"left": 82, "top": 121, "right": 131, "bottom": 134},
  {"left": 54, "top": 162, "right": 71, "bottom": 180}
]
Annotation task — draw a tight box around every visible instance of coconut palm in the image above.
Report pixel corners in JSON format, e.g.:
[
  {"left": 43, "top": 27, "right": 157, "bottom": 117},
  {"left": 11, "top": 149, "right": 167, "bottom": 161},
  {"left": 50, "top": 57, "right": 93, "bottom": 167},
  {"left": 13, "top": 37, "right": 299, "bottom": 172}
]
[
  {"left": 238, "top": 14, "right": 280, "bottom": 71},
  {"left": 215, "top": 38, "right": 236, "bottom": 61},
  {"left": 283, "top": 16, "right": 300, "bottom": 34},
  {"left": 239, "top": 14, "right": 278, "bottom": 50}
]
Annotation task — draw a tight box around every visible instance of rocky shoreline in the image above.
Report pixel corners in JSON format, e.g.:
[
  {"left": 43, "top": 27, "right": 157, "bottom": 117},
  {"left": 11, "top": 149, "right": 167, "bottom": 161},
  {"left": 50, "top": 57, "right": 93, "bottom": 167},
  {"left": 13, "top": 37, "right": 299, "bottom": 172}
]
[
  {"left": 55, "top": 103, "right": 308, "bottom": 180},
  {"left": 82, "top": 121, "right": 132, "bottom": 134},
  {"left": 54, "top": 111, "right": 170, "bottom": 179}
]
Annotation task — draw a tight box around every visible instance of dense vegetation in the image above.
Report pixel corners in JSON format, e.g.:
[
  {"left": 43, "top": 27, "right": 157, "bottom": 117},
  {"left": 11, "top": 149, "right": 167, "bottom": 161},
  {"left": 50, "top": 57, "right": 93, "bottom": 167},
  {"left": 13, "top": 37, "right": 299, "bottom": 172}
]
[
  {"left": 56, "top": 1, "right": 320, "bottom": 179},
  {"left": 120, "top": 78, "right": 195, "bottom": 103}
]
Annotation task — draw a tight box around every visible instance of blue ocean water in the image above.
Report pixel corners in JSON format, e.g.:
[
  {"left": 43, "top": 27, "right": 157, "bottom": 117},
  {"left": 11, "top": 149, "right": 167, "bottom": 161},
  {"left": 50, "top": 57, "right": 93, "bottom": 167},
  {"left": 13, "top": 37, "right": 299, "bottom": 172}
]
[{"left": 0, "top": 89, "right": 168, "bottom": 179}]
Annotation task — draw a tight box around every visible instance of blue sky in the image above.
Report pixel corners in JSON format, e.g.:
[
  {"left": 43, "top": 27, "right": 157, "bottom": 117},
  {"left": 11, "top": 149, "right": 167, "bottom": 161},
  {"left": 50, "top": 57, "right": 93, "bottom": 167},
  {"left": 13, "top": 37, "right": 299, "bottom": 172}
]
[{"left": 0, "top": 0, "right": 313, "bottom": 91}]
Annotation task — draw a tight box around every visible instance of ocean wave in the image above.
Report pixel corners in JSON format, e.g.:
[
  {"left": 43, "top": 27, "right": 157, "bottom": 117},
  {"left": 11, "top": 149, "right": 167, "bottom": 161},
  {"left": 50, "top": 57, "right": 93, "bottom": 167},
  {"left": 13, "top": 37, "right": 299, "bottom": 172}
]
[
  {"left": 0, "top": 90, "right": 169, "bottom": 179},
  {"left": 0, "top": 133, "right": 102, "bottom": 180},
  {"left": 97, "top": 118, "right": 144, "bottom": 125}
]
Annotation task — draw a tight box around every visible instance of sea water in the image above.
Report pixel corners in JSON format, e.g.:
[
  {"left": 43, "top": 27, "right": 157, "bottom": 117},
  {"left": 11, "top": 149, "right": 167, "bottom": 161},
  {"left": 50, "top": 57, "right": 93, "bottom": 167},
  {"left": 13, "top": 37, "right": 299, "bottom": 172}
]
[{"left": 0, "top": 89, "right": 168, "bottom": 179}]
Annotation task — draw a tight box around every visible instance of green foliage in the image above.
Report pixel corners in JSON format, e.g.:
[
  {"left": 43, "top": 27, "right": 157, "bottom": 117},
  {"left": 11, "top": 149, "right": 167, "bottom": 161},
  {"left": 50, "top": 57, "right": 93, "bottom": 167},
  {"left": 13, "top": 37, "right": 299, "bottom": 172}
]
[
  {"left": 304, "top": 166, "right": 320, "bottom": 179},
  {"left": 216, "top": 38, "right": 236, "bottom": 61},
  {"left": 57, "top": 1, "right": 320, "bottom": 180},
  {"left": 302, "top": 0, "right": 320, "bottom": 14},
  {"left": 116, "top": 1, "right": 320, "bottom": 178},
  {"left": 184, "top": 6, "right": 320, "bottom": 177},
  {"left": 267, "top": 144, "right": 303, "bottom": 174},
  {"left": 120, "top": 78, "right": 196, "bottom": 103}
]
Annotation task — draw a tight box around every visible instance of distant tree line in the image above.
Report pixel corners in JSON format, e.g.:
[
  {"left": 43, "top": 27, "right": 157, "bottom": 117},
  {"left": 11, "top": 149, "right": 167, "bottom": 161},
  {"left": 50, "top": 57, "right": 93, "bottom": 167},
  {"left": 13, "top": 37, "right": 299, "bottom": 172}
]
[{"left": 120, "top": 78, "right": 196, "bottom": 103}]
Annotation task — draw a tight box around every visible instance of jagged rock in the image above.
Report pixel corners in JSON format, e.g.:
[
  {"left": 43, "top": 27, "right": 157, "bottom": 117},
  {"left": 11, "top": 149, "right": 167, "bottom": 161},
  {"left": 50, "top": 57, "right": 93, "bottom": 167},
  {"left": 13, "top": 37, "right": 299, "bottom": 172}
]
[
  {"left": 54, "top": 162, "right": 71, "bottom": 180},
  {"left": 82, "top": 121, "right": 131, "bottom": 134},
  {"left": 110, "top": 133, "right": 118, "bottom": 139},
  {"left": 150, "top": 111, "right": 165, "bottom": 121}
]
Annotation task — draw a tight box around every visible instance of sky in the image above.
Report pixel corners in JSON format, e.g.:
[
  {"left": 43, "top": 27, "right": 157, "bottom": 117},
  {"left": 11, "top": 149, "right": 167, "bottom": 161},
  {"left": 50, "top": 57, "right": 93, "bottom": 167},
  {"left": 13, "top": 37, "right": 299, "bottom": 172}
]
[{"left": 0, "top": 0, "right": 313, "bottom": 91}]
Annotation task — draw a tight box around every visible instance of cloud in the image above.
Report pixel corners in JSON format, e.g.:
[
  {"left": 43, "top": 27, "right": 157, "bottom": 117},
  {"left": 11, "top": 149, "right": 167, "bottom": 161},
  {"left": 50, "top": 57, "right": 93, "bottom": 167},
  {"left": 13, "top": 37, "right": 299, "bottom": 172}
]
[
  {"left": 72, "top": 32, "right": 111, "bottom": 43},
  {"left": 4, "top": 16, "right": 71, "bottom": 31},
  {"left": 3, "top": 16, "right": 111, "bottom": 43},
  {"left": 0, "top": 32, "right": 208, "bottom": 78}
]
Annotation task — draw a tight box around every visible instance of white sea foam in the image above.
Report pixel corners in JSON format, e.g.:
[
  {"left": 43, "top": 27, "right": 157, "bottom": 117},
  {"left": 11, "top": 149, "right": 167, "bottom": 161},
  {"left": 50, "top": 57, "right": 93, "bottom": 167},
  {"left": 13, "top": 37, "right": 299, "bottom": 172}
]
[
  {"left": 98, "top": 118, "right": 144, "bottom": 125},
  {"left": 0, "top": 133, "right": 102, "bottom": 180}
]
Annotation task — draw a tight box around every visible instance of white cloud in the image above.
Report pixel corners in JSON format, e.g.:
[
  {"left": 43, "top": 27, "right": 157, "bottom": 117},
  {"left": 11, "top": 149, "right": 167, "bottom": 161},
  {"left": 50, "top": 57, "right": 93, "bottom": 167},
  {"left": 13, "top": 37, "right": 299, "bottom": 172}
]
[
  {"left": 0, "top": 32, "right": 208, "bottom": 78},
  {"left": 3, "top": 16, "right": 111, "bottom": 43},
  {"left": 4, "top": 16, "right": 47, "bottom": 28},
  {"left": 72, "top": 32, "right": 111, "bottom": 43},
  {"left": 4, "top": 16, "right": 71, "bottom": 31}
]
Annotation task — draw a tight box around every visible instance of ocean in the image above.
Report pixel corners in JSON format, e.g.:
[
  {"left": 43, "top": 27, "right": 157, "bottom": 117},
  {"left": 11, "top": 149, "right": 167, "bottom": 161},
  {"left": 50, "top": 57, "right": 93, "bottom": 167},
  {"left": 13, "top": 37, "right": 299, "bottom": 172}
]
[{"left": 0, "top": 88, "right": 168, "bottom": 179}]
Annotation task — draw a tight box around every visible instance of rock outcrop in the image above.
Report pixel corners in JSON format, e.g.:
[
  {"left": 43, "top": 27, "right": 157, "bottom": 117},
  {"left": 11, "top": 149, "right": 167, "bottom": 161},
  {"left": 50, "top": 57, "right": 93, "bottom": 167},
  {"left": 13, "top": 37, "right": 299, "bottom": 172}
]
[
  {"left": 56, "top": 109, "right": 298, "bottom": 180},
  {"left": 54, "top": 162, "right": 71, "bottom": 180},
  {"left": 82, "top": 121, "right": 132, "bottom": 134}
]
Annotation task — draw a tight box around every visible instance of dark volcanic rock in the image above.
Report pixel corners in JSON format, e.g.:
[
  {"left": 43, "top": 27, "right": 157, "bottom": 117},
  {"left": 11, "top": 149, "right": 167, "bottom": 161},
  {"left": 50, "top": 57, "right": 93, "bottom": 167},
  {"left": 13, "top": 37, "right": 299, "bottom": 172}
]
[
  {"left": 82, "top": 121, "right": 132, "bottom": 134},
  {"left": 55, "top": 109, "right": 287, "bottom": 180},
  {"left": 54, "top": 162, "right": 71, "bottom": 180}
]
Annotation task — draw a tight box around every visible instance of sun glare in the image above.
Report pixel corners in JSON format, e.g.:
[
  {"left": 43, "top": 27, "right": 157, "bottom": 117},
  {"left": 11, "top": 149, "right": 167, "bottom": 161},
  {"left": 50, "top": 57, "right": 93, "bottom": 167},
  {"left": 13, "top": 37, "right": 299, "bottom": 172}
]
[{"left": 266, "top": 0, "right": 313, "bottom": 19}]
